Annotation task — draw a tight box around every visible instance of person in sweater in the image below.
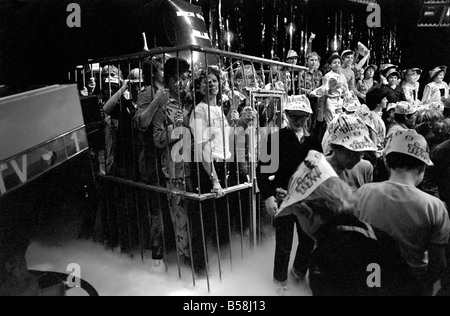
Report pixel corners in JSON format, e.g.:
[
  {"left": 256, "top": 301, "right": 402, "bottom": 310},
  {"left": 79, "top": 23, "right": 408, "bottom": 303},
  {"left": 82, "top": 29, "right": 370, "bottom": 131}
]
[{"left": 355, "top": 129, "right": 450, "bottom": 295}]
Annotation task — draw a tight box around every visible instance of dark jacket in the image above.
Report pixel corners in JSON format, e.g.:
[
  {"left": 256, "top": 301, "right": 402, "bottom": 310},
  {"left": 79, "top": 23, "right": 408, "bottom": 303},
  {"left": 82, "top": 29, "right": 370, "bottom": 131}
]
[
  {"left": 309, "top": 213, "right": 420, "bottom": 296},
  {"left": 382, "top": 84, "right": 407, "bottom": 104},
  {"left": 256, "top": 127, "right": 322, "bottom": 199}
]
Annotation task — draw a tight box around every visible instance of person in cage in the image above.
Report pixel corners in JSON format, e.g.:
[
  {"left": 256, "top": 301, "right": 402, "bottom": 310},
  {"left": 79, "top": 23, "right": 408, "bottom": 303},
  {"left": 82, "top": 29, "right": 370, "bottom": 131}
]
[
  {"left": 256, "top": 95, "right": 321, "bottom": 294},
  {"left": 134, "top": 56, "right": 168, "bottom": 265},
  {"left": 153, "top": 57, "right": 195, "bottom": 267},
  {"left": 189, "top": 65, "right": 255, "bottom": 274}
]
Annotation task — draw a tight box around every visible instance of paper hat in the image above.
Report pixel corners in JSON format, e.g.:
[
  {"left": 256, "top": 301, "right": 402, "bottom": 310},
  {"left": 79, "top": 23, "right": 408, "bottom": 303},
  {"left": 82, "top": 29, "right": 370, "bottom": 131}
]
[
  {"left": 429, "top": 66, "right": 447, "bottom": 80},
  {"left": 341, "top": 49, "right": 355, "bottom": 59},
  {"left": 428, "top": 101, "right": 444, "bottom": 113},
  {"left": 342, "top": 91, "right": 361, "bottom": 113},
  {"left": 383, "top": 67, "right": 401, "bottom": 79},
  {"left": 329, "top": 114, "right": 377, "bottom": 152},
  {"left": 402, "top": 68, "right": 422, "bottom": 78},
  {"left": 380, "top": 64, "right": 398, "bottom": 73},
  {"left": 286, "top": 50, "right": 299, "bottom": 59},
  {"left": 285, "top": 95, "right": 313, "bottom": 113},
  {"left": 387, "top": 103, "right": 397, "bottom": 112},
  {"left": 384, "top": 129, "right": 433, "bottom": 166},
  {"left": 128, "top": 68, "right": 144, "bottom": 83},
  {"left": 356, "top": 104, "right": 376, "bottom": 132},
  {"left": 364, "top": 64, "right": 378, "bottom": 73},
  {"left": 276, "top": 150, "right": 339, "bottom": 217},
  {"left": 395, "top": 101, "right": 419, "bottom": 115}
]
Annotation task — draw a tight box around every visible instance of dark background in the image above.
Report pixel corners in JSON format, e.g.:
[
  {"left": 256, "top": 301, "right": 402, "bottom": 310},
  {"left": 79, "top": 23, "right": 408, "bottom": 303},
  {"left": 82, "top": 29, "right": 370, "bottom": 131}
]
[{"left": 0, "top": 0, "right": 449, "bottom": 93}]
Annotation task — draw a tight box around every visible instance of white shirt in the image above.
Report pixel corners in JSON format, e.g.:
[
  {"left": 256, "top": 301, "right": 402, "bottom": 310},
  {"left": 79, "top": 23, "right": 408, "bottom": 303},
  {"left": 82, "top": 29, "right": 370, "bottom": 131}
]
[
  {"left": 189, "top": 102, "right": 232, "bottom": 160},
  {"left": 355, "top": 181, "right": 450, "bottom": 268}
]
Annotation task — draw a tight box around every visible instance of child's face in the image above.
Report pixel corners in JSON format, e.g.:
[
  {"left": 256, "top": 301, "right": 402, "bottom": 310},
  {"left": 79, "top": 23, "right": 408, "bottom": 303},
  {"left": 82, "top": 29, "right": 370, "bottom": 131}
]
[
  {"left": 431, "top": 119, "right": 445, "bottom": 136},
  {"left": 307, "top": 56, "right": 320, "bottom": 70},
  {"left": 435, "top": 71, "right": 445, "bottom": 83},
  {"left": 388, "top": 75, "right": 398, "bottom": 86},
  {"left": 330, "top": 59, "right": 341, "bottom": 72},
  {"left": 407, "top": 70, "right": 420, "bottom": 83},
  {"left": 365, "top": 68, "right": 375, "bottom": 79},
  {"left": 342, "top": 55, "right": 354, "bottom": 67}
]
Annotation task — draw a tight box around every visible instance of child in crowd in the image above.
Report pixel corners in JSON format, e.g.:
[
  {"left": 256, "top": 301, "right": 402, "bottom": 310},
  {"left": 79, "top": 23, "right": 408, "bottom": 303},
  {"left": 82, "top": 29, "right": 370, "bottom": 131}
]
[
  {"left": 402, "top": 68, "right": 422, "bottom": 105},
  {"left": 422, "top": 66, "right": 449, "bottom": 106},
  {"left": 355, "top": 64, "right": 379, "bottom": 104},
  {"left": 276, "top": 151, "right": 419, "bottom": 296},
  {"left": 386, "top": 101, "right": 419, "bottom": 140},
  {"left": 356, "top": 130, "right": 450, "bottom": 296},
  {"left": 381, "top": 66, "right": 407, "bottom": 104},
  {"left": 311, "top": 53, "right": 349, "bottom": 125}
]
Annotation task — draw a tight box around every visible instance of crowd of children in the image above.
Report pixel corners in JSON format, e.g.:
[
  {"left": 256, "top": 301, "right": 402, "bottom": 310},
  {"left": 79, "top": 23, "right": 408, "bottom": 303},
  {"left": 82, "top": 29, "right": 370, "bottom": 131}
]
[{"left": 78, "top": 41, "right": 450, "bottom": 296}]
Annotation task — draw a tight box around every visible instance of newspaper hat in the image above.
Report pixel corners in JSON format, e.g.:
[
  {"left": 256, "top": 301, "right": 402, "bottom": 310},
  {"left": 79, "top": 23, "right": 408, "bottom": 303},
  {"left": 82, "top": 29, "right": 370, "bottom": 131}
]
[
  {"left": 384, "top": 129, "right": 433, "bottom": 166},
  {"left": 387, "top": 103, "right": 397, "bottom": 112},
  {"left": 356, "top": 104, "right": 376, "bottom": 132},
  {"left": 329, "top": 114, "right": 377, "bottom": 152},
  {"left": 364, "top": 64, "right": 378, "bottom": 73},
  {"left": 380, "top": 64, "right": 398, "bottom": 73},
  {"left": 402, "top": 68, "right": 423, "bottom": 79},
  {"left": 287, "top": 50, "right": 299, "bottom": 59},
  {"left": 429, "top": 66, "right": 447, "bottom": 80},
  {"left": 276, "top": 151, "right": 339, "bottom": 217},
  {"left": 341, "top": 49, "right": 355, "bottom": 59},
  {"left": 128, "top": 68, "right": 144, "bottom": 83},
  {"left": 285, "top": 95, "right": 313, "bottom": 114},
  {"left": 383, "top": 67, "right": 401, "bottom": 79},
  {"left": 342, "top": 91, "right": 361, "bottom": 113},
  {"left": 395, "top": 101, "right": 419, "bottom": 115}
]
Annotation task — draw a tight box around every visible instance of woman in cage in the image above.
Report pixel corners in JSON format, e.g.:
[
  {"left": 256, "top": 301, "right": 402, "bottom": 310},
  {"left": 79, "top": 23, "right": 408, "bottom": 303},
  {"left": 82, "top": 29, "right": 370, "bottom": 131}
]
[{"left": 188, "top": 66, "right": 254, "bottom": 273}]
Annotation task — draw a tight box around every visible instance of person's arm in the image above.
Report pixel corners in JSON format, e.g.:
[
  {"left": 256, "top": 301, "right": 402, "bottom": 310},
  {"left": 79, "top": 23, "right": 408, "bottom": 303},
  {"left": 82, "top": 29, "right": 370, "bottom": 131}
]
[
  {"left": 353, "top": 80, "right": 366, "bottom": 100},
  {"left": 306, "top": 33, "right": 316, "bottom": 56},
  {"left": 421, "top": 243, "right": 447, "bottom": 296},
  {"left": 153, "top": 107, "right": 179, "bottom": 149},
  {"left": 135, "top": 88, "right": 168, "bottom": 132},
  {"left": 103, "top": 80, "right": 128, "bottom": 115},
  {"left": 256, "top": 132, "right": 278, "bottom": 216}
]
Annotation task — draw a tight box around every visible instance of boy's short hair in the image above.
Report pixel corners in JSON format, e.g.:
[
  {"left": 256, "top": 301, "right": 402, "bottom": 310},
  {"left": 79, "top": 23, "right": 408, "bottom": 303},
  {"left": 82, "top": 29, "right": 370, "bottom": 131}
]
[
  {"left": 365, "top": 88, "right": 387, "bottom": 111},
  {"left": 307, "top": 52, "right": 321, "bottom": 63},
  {"left": 385, "top": 152, "right": 427, "bottom": 173}
]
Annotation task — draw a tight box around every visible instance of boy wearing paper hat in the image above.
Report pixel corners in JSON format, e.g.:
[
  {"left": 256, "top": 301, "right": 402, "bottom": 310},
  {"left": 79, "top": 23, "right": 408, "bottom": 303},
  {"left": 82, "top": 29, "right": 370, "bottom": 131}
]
[
  {"left": 381, "top": 65, "right": 407, "bottom": 104},
  {"left": 422, "top": 66, "right": 449, "bottom": 106},
  {"left": 323, "top": 114, "right": 377, "bottom": 191},
  {"left": 257, "top": 95, "right": 321, "bottom": 293},
  {"left": 356, "top": 129, "right": 450, "bottom": 296},
  {"left": 276, "top": 150, "right": 419, "bottom": 296},
  {"left": 402, "top": 68, "right": 423, "bottom": 105},
  {"left": 386, "top": 101, "right": 419, "bottom": 141}
]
